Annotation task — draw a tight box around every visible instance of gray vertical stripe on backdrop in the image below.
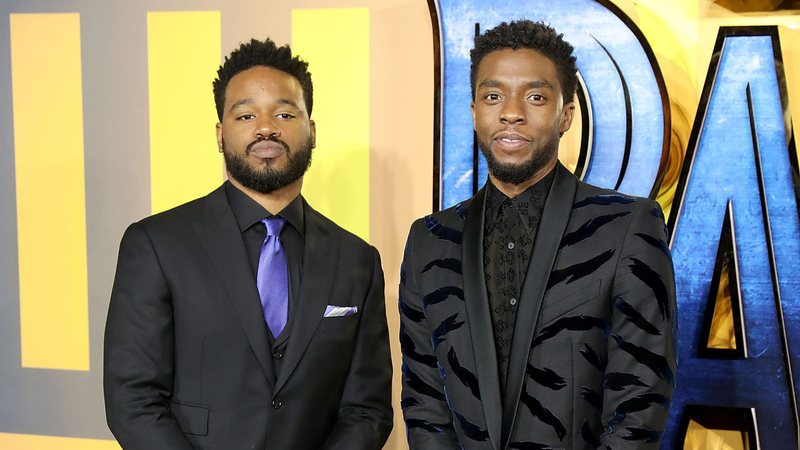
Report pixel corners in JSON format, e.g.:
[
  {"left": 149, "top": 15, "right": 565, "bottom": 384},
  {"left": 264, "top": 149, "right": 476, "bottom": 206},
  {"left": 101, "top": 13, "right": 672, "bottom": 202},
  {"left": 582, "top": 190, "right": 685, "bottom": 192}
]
[{"left": 0, "top": 1, "right": 150, "bottom": 439}]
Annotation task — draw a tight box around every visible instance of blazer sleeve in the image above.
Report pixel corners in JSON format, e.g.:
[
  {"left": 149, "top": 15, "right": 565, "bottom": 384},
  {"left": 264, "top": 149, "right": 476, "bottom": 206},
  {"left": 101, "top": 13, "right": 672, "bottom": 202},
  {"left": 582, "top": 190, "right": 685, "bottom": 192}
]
[
  {"left": 320, "top": 245, "right": 394, "bottom": 450},
  {"left": 399, "top": 219, "right": 461, "bottom": 449},
  {"left": 103, "top": 222, "right": 194, "bottom": 450},
  {"left": 600, "top": 200, "right": 677, "bottom": 448}
]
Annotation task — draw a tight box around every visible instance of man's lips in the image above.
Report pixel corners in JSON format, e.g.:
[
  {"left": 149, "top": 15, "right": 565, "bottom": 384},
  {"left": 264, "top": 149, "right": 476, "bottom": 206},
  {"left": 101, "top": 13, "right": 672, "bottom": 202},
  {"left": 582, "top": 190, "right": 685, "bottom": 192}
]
[
  {"left": 247, "top": 139, "right": 287, "bottom": 159},
  {"left": 493, "top": 132, "right": 530, "bottom": 151}
]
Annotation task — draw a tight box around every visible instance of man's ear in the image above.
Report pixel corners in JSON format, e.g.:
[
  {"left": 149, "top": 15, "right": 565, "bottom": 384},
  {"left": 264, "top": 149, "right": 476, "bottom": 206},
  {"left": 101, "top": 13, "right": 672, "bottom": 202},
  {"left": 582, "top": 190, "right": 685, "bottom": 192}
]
[
  {"left": 309, "top": 119, "right": 316, "bottom": 149},
  {"left": 559, "top": 101, "right": 576, "bottom": 135},
  {"left": 216, "top": 122, "right": 223, "bottom": 152},
  {"left": 471, "top": 101, "right": 476, "bottom": 128}
]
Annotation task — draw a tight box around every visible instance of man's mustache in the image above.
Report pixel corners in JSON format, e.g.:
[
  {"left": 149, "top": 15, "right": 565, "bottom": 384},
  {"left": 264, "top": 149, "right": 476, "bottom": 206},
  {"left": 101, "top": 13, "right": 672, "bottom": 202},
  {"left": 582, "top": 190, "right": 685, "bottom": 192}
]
[{"left": 247, "top": 136, "right": 290, "bottom": 154}]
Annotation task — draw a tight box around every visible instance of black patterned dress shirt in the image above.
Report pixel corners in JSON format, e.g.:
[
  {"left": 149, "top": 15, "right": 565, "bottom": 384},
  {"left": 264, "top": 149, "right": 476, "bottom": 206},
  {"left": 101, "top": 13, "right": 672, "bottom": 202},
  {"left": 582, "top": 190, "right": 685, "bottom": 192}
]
[{"left": 483, "top": 169, "right": 555, "bottom": 391}]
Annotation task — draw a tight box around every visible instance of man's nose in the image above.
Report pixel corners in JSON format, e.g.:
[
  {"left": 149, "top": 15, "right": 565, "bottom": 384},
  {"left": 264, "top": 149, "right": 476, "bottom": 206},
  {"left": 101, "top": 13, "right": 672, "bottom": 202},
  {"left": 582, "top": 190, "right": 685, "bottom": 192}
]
[
  {"left": 255, "top": 119, "right": 281, "bottom": 139},
  {"left": 499, "top": 99, "right": 526, "bottom": 124}
]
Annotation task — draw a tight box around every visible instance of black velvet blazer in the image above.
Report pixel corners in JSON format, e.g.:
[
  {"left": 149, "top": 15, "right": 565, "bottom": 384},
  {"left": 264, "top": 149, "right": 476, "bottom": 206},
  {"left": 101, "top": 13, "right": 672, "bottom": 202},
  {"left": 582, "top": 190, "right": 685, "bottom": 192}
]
[{"left": 400, "top": 163, "right": 676, "bottom": 450}]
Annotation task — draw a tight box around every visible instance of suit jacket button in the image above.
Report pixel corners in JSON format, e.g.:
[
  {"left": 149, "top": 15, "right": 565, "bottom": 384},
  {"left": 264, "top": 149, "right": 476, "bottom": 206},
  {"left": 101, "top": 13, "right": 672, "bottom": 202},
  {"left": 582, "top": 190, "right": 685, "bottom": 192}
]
[
  {"left": 273, "top": 351, "right": 283, "bottom": 360},
  {"left": 272, "top": 398, "right": 282, "bottom": 409}
]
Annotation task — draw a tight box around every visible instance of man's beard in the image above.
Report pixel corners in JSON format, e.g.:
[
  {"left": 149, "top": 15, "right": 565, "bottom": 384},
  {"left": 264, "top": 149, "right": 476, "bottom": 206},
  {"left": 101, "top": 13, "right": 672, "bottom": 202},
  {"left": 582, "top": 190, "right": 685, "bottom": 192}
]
[
  {"left": 223, "top": 136, "right": 314, "bottom": 194},
  {"left": 477, "top": 135, "right": 557, "bottom": 185}
]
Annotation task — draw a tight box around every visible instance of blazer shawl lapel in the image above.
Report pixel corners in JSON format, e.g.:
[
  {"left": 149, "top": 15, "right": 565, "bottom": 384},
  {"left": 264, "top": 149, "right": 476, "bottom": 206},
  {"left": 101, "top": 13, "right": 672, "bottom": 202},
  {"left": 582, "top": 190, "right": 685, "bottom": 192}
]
[
  {"left": 500, "top": 163, "right": 578, "bottom": 447},
  {"left": 193, "top": 185, "right": 277, "bottom": 386},
  {"left": 462, "top": 186, "right": 503, "bottom": 450},
  {"left": 274, "top": 201, "right": 337, "bottom": 393}
]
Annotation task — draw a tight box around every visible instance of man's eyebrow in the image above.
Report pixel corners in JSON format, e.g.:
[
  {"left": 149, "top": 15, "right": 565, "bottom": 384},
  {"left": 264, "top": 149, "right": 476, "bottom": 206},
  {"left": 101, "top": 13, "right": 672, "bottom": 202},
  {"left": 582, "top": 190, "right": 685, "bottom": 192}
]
[
  {"left": 478, "top": 79, "right": 502, "bottom": 89},
  {"left": 526, "top": 80, "right": 552, "bottom": 89},
  {"left": 228, "top": 97, "right": 302, "bottom": 114},
  {"left": 477, "top": 79, "right": 553, "bottom": 89},
  {"left": 228, "top": 98, "right": 254, "bottom": 112},
  {"left": 276, "top": 98, "right": 301, "bottom": 109}
]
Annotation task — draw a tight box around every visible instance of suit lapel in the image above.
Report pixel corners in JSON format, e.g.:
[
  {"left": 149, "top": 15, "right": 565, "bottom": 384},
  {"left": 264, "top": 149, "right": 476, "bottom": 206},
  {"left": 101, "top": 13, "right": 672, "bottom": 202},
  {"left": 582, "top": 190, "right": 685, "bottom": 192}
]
[
  {"left": 462, "top": 187, "right": 503, "bottom": 450},
  {"left": 274, "top": 201, "right": 336, "bottom": 393},
  {"left": 500, "top": 163, "right": 578, "bottom": 446},
  {"left": 193, "top": 185, "right": 277, "bottom": 386}
]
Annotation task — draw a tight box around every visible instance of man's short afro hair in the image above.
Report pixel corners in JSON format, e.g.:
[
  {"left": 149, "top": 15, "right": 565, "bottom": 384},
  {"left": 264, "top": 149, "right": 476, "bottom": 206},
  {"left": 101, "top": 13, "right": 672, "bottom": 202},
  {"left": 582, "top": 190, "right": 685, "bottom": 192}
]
[
  {"left": 213, "top": 38, "right": 313, "bottom": 121},
  {"left": 470, "top": 20, "right": 578, "bottom": 103}
]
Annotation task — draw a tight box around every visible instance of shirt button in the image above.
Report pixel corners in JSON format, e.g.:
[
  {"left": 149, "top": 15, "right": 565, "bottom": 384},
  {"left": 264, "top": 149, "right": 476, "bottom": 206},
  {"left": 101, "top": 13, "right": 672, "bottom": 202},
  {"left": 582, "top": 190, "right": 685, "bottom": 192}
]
[
  {"left": 509, "top": 298, "right": 517, "bottom": 306},
  {"left": 273, "top": 351, "right": 283, "bottom": 360},
  {"left": 272, "top": 398, "right": 282, "bottom": 409},
  {"left": 508, "top": 241, "right": 515, "bottom": 250}
]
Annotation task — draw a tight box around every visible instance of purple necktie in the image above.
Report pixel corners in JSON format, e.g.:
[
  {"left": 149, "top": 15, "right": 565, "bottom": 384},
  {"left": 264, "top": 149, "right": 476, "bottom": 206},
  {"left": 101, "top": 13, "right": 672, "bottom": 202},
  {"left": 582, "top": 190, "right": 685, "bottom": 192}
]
[{"left": 257, "top": 217, "right": 288, "bottom": 338}]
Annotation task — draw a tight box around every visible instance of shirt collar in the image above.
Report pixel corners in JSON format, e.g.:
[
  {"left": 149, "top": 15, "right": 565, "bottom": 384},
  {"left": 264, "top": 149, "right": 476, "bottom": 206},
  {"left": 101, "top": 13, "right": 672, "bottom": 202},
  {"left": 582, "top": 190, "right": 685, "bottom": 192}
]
[
  {"left": 484, "top": 166, "right": 556, "bottom": 233},
  {"left": 225, "top": 181, "right": 305, "bottom": 236},
  {"left": 484, "top": 180, "right": 509, "bottom": 233}
]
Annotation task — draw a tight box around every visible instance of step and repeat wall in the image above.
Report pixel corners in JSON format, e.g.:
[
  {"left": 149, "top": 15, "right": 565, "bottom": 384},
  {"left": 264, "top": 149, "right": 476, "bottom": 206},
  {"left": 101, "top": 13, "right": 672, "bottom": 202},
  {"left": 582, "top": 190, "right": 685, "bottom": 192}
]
[{"left": 0, "top": 0, "right": 798, "bottom": 448}]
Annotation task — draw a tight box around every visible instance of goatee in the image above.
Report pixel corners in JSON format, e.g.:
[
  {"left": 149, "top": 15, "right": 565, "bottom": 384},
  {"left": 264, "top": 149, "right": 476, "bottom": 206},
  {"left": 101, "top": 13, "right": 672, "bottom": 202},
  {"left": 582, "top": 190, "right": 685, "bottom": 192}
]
[
  {"left": 477, "top": 136, "right": 557, "bottom": 185},
  {"left": 223, "top": 136, "right": 313, "bottom": 194}
]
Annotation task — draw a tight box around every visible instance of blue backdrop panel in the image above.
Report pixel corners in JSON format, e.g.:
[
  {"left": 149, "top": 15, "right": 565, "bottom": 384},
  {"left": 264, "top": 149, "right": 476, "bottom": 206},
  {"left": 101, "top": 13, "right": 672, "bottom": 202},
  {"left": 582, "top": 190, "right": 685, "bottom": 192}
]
[{"left": 665, "top": 30, "right": 799, "bottom": 449}]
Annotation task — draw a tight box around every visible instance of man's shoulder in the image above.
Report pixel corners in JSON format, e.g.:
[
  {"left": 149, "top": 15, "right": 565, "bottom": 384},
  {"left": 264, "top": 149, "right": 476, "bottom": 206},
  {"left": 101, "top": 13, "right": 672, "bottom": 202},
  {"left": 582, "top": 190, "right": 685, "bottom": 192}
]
[
  {"left": 423, "top": 197, "right": 473, "bottom": 225},
  {"left": 138, "top": 197, "right": 206, "bottom": 228},
  {"left": 304, "top": 202, "right": 374, "bottom": 253},
  {"left": 572, "top": 180, "right": 661, "bottom": 217},
  {"left": 404, "top": 196, "right": 473, "bottom": 249},
  {"left": 131, "top": 187, "right": 223, "bottom": 234}
]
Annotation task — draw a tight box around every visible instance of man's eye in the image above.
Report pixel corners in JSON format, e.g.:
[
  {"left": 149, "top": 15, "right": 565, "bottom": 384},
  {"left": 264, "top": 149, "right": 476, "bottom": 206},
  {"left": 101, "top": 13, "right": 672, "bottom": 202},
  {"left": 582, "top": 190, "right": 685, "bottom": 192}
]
[
  {"left": 484, "top": 93, "right": 501, "bottom": 101},
  {"left": 528, "top": 94, "right": 544, "bottom": 102},
  {"left": 277, "top": 113, "right": 295, "bottom": 119},
  {"left": 237, "top": 114, "right": 255, "bottom": 120}
]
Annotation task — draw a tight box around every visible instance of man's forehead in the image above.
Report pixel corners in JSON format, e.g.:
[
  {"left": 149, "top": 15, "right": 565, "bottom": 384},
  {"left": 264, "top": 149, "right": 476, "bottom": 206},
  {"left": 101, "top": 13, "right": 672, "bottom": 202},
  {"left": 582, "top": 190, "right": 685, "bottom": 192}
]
[
  {"left": 230, "top": 95, "right": 299, "bottom": 106},
  {"left": 228, "top": 66, "right": 300, "bottom": 89},
  {"left": 476, "top": 49, "right": 559, "bottom": 79},
  {"left": 225, "top": 68, "right": 304, "bottom": 104},
  {"left": 479, "top": 47, "right": 553, "bottom": 66}
]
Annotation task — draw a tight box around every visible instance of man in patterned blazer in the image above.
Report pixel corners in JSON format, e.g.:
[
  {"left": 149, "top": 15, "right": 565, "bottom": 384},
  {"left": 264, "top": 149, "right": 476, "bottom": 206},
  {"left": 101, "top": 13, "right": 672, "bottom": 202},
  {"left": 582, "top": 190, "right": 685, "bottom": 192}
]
[{"left": 399, "top": 20, "right": 676, "bottom": 449}]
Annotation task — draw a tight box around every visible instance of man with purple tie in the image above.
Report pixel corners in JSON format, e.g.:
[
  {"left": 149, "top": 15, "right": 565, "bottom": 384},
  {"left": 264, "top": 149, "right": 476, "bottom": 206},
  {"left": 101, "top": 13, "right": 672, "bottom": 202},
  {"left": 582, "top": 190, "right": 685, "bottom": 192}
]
[{"left": 104, "top": 38, "right": 392, "bottom": 450}]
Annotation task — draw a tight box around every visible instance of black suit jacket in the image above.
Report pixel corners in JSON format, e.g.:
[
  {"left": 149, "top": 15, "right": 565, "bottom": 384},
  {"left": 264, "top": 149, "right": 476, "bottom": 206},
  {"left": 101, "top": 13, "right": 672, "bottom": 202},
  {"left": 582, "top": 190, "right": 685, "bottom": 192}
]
[
  {"left": 400, "top": 163, "right": 676, "bottom": 449},
  {"left": 104, "top": 184, "right": 392, "bottom": 450}
]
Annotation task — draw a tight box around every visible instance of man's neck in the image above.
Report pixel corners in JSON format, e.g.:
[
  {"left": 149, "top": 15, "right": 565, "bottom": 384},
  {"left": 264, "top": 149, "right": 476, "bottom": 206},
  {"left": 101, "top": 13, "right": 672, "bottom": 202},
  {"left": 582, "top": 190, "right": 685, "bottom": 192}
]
[
  {"left": 489, "top": 159, "right": 557, "bottom": 198},
  {"left": 227, "top": 176, "right": 303, "bottom": 214}
]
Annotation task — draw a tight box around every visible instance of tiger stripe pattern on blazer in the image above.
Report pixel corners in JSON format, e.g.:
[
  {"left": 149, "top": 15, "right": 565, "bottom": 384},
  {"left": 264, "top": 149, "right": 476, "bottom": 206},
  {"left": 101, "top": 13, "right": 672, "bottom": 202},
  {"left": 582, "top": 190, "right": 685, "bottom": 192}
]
[{"left": 400, "top": 163, "right": 676, "bottom": 450}]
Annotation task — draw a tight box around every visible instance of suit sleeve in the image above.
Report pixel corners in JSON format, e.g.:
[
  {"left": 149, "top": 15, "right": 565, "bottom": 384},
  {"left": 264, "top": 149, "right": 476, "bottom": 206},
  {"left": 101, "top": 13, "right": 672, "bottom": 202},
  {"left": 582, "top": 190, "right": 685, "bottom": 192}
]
[
  {"left": 399, "top": 220, "right": 461, "bottom": 449},
  {"left": 320, "top": 245, "right": 394, "bottom": 450},
  {"left": 600, "top": 200, "right": 677, "bottom": 449},
  {"left": 103, "top": 222, "right": 194, "bottom": 450}
]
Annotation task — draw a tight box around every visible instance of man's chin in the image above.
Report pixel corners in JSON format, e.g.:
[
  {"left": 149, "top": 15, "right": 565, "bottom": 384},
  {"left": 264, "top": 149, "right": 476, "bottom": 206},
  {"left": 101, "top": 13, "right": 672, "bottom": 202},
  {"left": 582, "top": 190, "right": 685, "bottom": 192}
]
[
  {"left": 491, "top": 157, "right": 529, "bottom": 170},
  {"left": 488, "top": 159, "right": 548, "bottom": 185},
  {"left": 247, "top": 156, "right": 286, "bottom": 170}
]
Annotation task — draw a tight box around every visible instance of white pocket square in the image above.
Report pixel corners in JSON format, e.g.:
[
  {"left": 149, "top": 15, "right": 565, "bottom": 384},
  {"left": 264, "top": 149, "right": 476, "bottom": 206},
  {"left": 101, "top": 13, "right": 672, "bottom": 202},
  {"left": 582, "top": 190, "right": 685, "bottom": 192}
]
[{"left": 323, "top": 305, "right": 358, "bottom": 317}]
